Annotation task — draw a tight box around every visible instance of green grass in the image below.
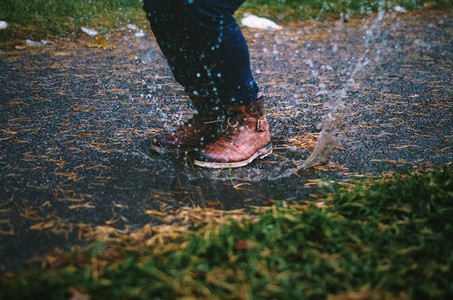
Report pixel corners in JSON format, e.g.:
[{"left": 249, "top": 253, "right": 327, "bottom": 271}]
[
  {"left": 1, "top": 165, "right": 452, "bottom": 299},
  {"left": 0, "top": 0, "right": 145, "bottom": 40},
  {"left": 240, "top": 0, "right": 453, "bottom": 22},
  {"left": 1, "top": 0, "right": 452, "bottom": 40}
]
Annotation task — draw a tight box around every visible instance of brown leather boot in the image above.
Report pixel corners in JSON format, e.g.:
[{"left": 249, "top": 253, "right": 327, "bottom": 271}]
[
  {"left": 194, "top": 99, "right": 272, "bottom": 168},
  {"left": 151, "top": 96, "right": 224, "bottom": 153}
]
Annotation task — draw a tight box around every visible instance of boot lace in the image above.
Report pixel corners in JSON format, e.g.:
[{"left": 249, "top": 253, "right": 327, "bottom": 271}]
[{"left": 218, "top": 116, "right": 240, "bottom": 142}]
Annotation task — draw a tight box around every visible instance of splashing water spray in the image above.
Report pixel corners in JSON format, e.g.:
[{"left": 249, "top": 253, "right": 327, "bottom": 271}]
[{"left": 300, "top": 0, "right": 396, "bottom": 170}]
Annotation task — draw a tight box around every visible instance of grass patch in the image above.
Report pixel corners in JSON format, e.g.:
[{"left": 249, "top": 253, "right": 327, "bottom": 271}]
[
  {"left": 0, "top": 0, "right": 145, "bottom": 40},
  {"left": 1, "top": 165, "right": 452, "bottom": 299},
  {"left": 239, "top": 0, "right": 453, "bottom": 22},
  {"left": 1, "top": 0, "right": 452, "bottom": 40}
]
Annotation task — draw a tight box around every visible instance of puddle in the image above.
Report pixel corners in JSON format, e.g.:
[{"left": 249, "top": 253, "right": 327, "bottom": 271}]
[{"left": 0, "top": 10, "right": 452, "bottom": 271}]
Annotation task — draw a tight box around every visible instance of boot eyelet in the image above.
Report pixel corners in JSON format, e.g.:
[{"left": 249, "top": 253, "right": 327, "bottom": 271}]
[{"left": 227, "top": 117, "right": 239, "bottom": 128}]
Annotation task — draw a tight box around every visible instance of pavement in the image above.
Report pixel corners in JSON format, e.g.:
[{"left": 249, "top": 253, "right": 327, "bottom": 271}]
[{"left": 0, "top": 10, "right": 452, "bottom": 271}]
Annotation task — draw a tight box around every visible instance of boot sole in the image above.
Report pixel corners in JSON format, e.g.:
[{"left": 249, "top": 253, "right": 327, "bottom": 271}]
[{"left": 193, "top": 143, "right": 273, "bottom": 169}]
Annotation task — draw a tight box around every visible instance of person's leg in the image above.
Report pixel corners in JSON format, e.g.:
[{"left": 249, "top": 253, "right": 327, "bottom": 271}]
[
  {"left": 179, "top": 0, "right": 271, "bottom": 168},
  {"left": 144, "top": 0, "right": 271, "bottom": 165},
  {"left": 144, "top": 0, "right": 224, "bottom": 152},
  {"left": 144, "top": 0, "right": 258, "bottom": 105},
  {"left": 181, "top": 0, "right": 259, "bottom": 105},
  {"left": 143, "top": 1, "right": 191, "bottom": 88}
]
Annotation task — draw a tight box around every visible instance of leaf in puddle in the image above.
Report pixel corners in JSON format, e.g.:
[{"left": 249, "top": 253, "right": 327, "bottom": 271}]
[
  {"left": 287, "top": 133, "right": 318, "bottom": 149},
  {"left": 30, "top": 221, "right": 55, "bottom": 231},
  {"left": 233, "top": 183, "right": 251, "bottom": 191},
  {"left": 206, "top": 200, "right": 222, "bottom": 208},
  {"left": 86, "top": 38, "right": 116, "bottom": 50},
  {"left": 144, "top": 209, "right": 168, "bottom": 217},
  {"left": 69, "top": 202, "right": 95, "bottom": 210},
  {"left": 0, "top": 219, "right": 14, "bottom": 235}
]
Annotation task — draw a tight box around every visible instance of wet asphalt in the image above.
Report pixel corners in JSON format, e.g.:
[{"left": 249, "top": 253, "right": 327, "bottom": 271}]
[{"left": 0, "top": 10, "right": 452, "bottom": 271}]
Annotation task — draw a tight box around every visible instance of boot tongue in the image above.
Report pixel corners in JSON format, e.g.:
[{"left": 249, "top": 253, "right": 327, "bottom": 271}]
[{"left": 226, "top": 105, "right": 247, "bottom": 114}]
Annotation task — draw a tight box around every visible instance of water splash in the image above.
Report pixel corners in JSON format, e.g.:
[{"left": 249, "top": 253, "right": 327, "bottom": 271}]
[
  {"left": 302, "top": 130, "right": 339, "bottom": 168},
  {"left": 301, "top": 1, "right": 397, "bottom": 170}
]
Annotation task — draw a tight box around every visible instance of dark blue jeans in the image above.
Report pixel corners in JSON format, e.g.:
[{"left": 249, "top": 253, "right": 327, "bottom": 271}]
[{"left": 143, "top": 0, "right": 259, "bottom": 105}]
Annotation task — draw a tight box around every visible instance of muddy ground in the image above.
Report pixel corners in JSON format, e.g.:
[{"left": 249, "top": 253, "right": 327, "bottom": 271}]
[{"left": 0, "top": 10, "right": 452, "bottom": 271}]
